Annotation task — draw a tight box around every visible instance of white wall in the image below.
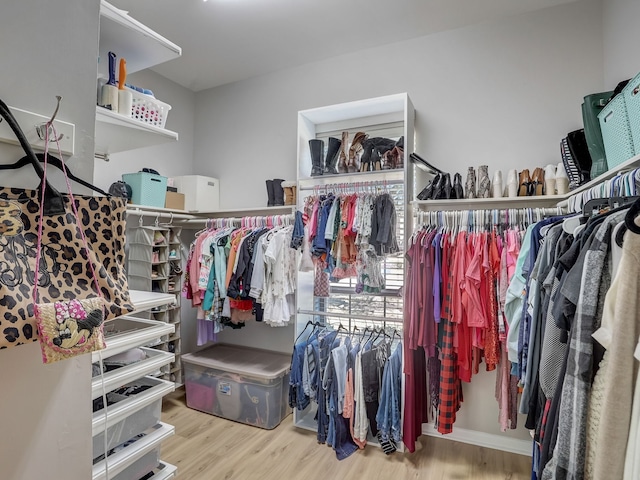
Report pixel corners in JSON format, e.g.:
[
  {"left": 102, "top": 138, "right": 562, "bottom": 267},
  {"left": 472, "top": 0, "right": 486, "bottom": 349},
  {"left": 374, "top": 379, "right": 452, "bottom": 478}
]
[
  {"left": 191, "top": 0, "right": 603, "bottom": 442},
  {"left": 0, "top": 1, "right": 100, "bottom": 479},
  {"left": 93, "top": 69, "right": 197, "bottom": 191},
  {"left": 194, "top": 0, "right": 603, "bottom": 210},
  {"left": 603, "top": 0, "right": 640, "bottom": 87}
]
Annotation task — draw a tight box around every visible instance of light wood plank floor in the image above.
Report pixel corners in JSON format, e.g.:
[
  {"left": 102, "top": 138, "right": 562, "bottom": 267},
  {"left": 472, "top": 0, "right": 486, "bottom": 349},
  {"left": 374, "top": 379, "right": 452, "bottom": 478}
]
[{"left": 161, "top": 390, "right": 531, "bottom": 480}]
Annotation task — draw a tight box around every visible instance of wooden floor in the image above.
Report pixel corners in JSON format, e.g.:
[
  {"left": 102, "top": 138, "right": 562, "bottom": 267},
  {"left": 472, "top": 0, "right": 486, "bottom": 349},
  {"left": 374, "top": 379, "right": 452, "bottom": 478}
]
[{"left": 161, "top": 390, "right": 532, "bottom": 480}]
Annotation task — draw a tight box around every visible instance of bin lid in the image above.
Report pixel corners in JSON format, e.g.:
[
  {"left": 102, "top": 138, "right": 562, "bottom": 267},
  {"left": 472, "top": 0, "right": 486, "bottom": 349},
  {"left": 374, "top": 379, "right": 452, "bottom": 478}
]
[{"left": 182, "top": 344, "right": 290, "bottom": 380}]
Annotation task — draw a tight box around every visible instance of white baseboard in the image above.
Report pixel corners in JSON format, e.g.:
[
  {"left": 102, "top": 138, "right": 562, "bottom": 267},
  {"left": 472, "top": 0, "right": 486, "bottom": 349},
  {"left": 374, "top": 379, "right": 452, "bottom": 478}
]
[{"left": 421, "top": 425, "right": 533, "bottom": 457}]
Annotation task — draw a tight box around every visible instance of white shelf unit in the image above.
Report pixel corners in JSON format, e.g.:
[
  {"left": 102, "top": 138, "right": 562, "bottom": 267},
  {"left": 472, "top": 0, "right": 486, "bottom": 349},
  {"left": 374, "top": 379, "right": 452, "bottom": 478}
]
[
  {"left": 95, "top": 107, "right": 179, "bottom": 156},
  {"left": 127, "top": 225, "right": 184, "bottom": 386},
  {"left": 412, "top": 153, "right": 640, "bottom": 213},
  {"left": 98, "top": 1, "right": 181, "bottom": 77},
  {"left": 92, "top": 290, "right": 178, "bottom": 480},
  {"left": 294, "top": 93, "right": 414, "bottom": 440},
  {"left": 95, "top": 0, "right": 182, "bottom": 158}
]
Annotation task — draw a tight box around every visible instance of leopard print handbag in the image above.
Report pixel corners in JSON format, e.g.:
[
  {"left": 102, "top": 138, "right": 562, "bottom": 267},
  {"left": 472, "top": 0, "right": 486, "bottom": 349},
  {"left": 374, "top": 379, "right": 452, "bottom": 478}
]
[{"left": 0, "top": 99, "right": 134, "bottom": 350}]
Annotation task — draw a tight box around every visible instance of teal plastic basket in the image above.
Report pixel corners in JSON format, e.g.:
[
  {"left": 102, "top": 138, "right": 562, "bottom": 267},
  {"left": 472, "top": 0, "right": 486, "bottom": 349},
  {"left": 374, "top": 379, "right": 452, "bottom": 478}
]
[
  {"left": 623, "top": 72, "right": 640, "bottom": 155},
  {"left": 122, "top": 172, "right": 167, "bottom": 207},
  {"left": 598, "top": 93, "right": 636, "bottom": 169}
]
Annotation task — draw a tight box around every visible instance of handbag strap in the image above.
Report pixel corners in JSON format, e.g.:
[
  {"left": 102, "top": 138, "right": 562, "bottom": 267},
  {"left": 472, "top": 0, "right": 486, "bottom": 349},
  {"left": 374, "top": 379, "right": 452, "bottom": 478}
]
[
  {"left": 0, "top": 99, "right": 65, "bottom": 215},
  {"left": 32, "top": 123, "right": 102, "bottom": 304}
]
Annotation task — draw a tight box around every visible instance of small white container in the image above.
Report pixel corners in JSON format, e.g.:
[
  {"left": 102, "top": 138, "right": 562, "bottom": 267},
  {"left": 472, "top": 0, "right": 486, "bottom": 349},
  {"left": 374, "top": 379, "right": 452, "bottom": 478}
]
[{"left": 172, "top": 175, "right": 220, "bottom": 212}]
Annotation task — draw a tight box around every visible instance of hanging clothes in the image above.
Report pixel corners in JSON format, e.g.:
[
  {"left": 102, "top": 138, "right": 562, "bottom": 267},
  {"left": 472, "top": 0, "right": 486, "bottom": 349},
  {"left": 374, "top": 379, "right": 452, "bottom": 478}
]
[
  {"left": 183, "top": 217, "right": 298, "bottom": 343},
  {"left": 289, "top": 324, "right": 402, "bottom": 460},
  {"left": 302, "top": 189, "right": 399, "bottom": 295},
  {"left": 404, "top": 207, "right": 561, "bottom": 450}
]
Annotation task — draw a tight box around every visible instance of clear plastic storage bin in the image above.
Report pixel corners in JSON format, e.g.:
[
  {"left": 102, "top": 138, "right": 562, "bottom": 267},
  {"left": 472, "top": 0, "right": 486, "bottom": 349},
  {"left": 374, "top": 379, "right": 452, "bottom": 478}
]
[
  {"left": 92, "top": 376, "right": 172, "bottom": 459},
  {"left": 182, "top": 344, "right": 291, "bottom": 429}
]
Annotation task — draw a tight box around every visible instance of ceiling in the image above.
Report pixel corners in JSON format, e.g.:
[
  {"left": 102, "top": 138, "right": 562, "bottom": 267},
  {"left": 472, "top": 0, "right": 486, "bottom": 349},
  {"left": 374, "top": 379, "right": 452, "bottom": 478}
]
[{"left": 111, "top": 0, "right": 577, "bottom": 92}]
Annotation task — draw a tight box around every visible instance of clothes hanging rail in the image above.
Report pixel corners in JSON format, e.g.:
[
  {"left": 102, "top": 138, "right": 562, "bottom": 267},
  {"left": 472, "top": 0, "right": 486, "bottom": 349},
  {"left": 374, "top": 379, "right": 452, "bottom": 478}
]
[
  {"left": 126, "top": 206, "right": 195, "bottom": 222},
  {"left": 560, "top": 167, "right": 640, "bottom": 213},
  {"left": 298, "top": 178, "right": 404, "bottom": 193},
  {"left": 177, "top": 212, "right": 295, "bottom": 228},
  {"left": 297, "top": 308, "right": 402, "bottom": 325},
  {"left": 414, "top": 206, "right": 565, "bottom": 230}
]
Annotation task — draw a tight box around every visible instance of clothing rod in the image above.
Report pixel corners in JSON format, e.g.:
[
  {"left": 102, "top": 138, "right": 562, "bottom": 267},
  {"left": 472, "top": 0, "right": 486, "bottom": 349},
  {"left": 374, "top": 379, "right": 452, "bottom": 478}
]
[
  {"left": 298, "top": 179, "right": 404, "bottom": 192},
  {"left": 176, "top": 213, "right": 295, "bottom": 226},
  {"left": 297, "top": 309, "right": 402, "bottom": 324},
  {"left": 125, "top": 208, "right": 195, "bottom": 221}
]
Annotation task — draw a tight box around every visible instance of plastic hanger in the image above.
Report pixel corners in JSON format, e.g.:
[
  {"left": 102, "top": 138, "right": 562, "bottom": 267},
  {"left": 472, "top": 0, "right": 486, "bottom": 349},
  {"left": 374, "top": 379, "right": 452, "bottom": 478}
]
[{"left": 0, "top": 153, "right": 109, "bottom": 195}]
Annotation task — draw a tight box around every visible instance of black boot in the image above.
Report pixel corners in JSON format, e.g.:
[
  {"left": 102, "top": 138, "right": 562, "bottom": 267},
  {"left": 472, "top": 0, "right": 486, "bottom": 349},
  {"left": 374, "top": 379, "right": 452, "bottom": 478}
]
[
  {"left": 453, "top": 173, "right": 464, "bottom": 199},
  {"left": 309, "top": 139, "right": 325, "bottom": 176},
  {"left": 324, "top": 137, "right": 342, "bottom": 175},
  {"left": 442, "top": 173, "right": 453, "bottom": 199},
  {"left": 272, "top": 179, "right": 285, "bottom": 206},
  {"left": 265, "top": 180, "right": 275, "bottom": 206}
]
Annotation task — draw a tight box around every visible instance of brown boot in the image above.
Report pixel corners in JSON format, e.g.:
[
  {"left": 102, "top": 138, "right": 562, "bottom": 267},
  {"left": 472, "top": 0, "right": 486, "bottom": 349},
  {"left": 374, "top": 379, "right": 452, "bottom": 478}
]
[
  {"left": 281, "top": 181, "right": 297, "bottom": 206},
  {"left": 337, "top": 131, "right": 349, "bottom": 173},
  {"left": 348, "top": 132, "right": 368, "bottom": 173}
]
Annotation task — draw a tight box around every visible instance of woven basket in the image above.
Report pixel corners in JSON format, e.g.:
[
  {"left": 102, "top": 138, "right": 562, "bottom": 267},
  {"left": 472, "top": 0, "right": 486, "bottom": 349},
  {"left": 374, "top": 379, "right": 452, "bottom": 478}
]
[
  {"left": 623, "top": 72, "right": 640, "bottom": 155},
  {"left": 598, "top": 93, "right": 636, "bottom": 169}
]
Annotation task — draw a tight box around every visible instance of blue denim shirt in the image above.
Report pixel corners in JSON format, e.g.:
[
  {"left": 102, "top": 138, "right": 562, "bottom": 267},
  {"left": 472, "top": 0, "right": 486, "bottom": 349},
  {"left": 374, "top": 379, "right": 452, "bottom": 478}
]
[{"left": 376, "top": 342, "right": 402, "bottom": 443}]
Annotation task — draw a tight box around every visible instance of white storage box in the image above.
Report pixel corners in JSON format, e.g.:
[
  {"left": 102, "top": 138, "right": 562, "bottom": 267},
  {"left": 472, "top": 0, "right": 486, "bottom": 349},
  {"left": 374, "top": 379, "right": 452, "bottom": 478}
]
[
  {"left": 171, "top": 175, "right": 219, "bottom": 212},
  {"left": 182, "top": 344, "right": 291, "bottom": 429}
]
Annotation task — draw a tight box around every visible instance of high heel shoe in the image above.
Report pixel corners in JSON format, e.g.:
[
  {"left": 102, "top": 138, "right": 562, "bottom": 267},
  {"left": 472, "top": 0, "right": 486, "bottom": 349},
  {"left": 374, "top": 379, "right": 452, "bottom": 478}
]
[
  {"left": 531, "top": 167, "right": 545, "bottom": 196},
  {"left": 417, "top": 173, "right": 440, "bottom": 200},
  {"left": 453, "top": 173, "right": 464, "bottom": 199},
  {"left": 518, "top": 169, "right": 531, "bottom": 196},
  {"left": 432, "top": 173, "right": 447, "bottom": 199}
]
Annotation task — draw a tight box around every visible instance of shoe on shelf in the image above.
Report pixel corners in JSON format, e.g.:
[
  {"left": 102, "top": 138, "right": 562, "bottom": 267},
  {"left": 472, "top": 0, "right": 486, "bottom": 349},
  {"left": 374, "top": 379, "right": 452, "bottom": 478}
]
[
  {"left": 152, "top": 251, "right": 160, "bottom": 263},
  {"left": 442, "top": 173, "right": 453, "bottom": 199},
  {"left": 153, "top": 231, "right": 166, "bottom": 245},
  {"left": 430, "top": 174, "right": 444, "bottom": 200},
  {"left": 556, "top": 162, "right": 570, "bottom": 195},
  {"left": 417, "top": 173, "right": 440, "bottom": 200},
  {"left": 531, "top": 168, "right": 545, "bottom": 196},
  {"left": 309, "top": 139, "right": 325, "bottom": 177},
  {"left": 281, "top": 181, "right": 297, "bottom": 206},
  {"left": 453, "top": 173, "right": 464, "bottom": 199},
  {"left": 168, "top": 249, "right": 177, "bottom": 259},
  {"left": 324, "top": 137, "right": 342, "bottom": 175},
  {"left": 338, "top": 131, "right": 349, "bottom": 174},
  {"left": 506, "top": 169, "right": 518, "bottom": 198},
  {"left": 492, "top": 170, "right": 503, "bottom": 198},
  {"left": 349, "top": 132, "right": 368, "bottom": 173},
  {"left": 544, "top": 164, "right": 557, "bottom": 196},
  {"left": 477, "top": 165, "right": 491, "bottom": 199},
  {"left": 518, "top": 169, "right": 531, "bottom": 196},
  {"left": 465, "top": 167, "right": 476, "bottom": 199}
]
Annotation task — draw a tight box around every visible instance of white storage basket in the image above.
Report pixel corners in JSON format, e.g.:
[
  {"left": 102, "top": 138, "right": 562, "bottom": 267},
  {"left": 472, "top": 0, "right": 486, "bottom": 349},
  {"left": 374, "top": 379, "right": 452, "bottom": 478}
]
[{"left": 129, "top": 88, "right": 171, "bottom": 128}]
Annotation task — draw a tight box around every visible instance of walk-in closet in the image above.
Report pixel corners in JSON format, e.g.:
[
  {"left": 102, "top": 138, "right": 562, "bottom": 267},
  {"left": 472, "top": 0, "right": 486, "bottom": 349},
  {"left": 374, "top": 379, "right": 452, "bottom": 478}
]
[{"left": 1, "top": 1, "right": 640, "bottom": 479}]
